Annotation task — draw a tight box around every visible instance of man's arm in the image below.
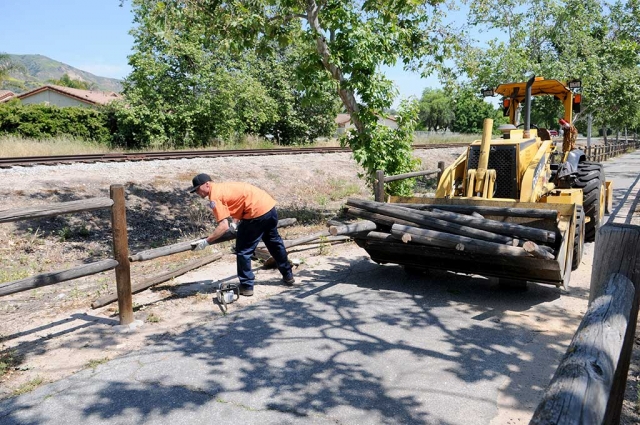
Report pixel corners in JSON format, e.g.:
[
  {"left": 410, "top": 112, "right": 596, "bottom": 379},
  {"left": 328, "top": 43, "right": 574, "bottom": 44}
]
[{"left": 205, "top": 217, "right": 230, "bottom": 244}]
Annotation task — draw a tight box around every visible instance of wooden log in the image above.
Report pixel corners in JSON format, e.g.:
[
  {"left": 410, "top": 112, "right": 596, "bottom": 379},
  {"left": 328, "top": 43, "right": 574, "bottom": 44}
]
[
  {"left": 523, "top": 241, "right": 555, "bottom": 260},
  {"left": 384, "top": 169, "right": 439, "bottom": 183},
  {"left": 111, "top": 185, "right": 133, "bottom": 325},
  {"left": 345, "top": 207, "right": 418, "bottom": 228},
  {"left": 530, "top": 274, "right": 635, "bottom": 425},
  {"left": 394, "top": 203, "right": 559, "bottom": 220},
  {"left": 329, "top": 220, "right": 377, "bottom": 236},
  {"left": 0, "top": 198, "right": 114, "bottom": 224},
  {"left": 390, "top": 224, "right": 533, "bottom": 257},
  {"left": 590, "top": 224, "right": 640, "bottom": 303},
  {"left": 92, "top": 253, "right": 223, "bottom": 308},
  {"left": 363, "top": 231, "right": 396, "bottom": 242},
  {"left": 275, "top": 217, "right": 297, "bottom": 227},
  {"left": 0, "top": 259, "right": 119, "bottom": 297},
  {"left": 347, "top": 200, "right": 519, "bottom": 245},
  {"left": 347, "top": 198, "right": 555, "bottom": 244},
  {"left": 471, "top": 211, "right": 484, "bottom": 219},
  {"left": 375, "top": 170, "right": 385, "bottom": 202},
  {"left": 129, "top": 218, "right": 295, "bottom": 262}
]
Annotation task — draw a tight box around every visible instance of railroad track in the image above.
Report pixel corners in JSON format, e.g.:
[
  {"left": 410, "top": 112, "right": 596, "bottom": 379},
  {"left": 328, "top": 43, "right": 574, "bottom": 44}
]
[{"left": 0, "top": 143, "right": 468, "bottom": 169}]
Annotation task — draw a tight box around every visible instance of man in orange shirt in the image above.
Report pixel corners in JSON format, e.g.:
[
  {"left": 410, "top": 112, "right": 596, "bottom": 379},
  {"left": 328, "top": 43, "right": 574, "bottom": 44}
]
[{"left": 188, "top": 173, "right": 294, "bottom": 296}]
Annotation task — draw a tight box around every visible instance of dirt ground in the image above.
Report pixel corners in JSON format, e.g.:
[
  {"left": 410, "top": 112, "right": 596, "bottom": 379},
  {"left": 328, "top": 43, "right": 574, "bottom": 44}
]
[{"left": 1, "top": 147, "right": 639, "bottom": 424}]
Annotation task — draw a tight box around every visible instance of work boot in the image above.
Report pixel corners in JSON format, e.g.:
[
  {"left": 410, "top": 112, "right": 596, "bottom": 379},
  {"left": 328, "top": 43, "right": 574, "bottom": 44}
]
[
  {"left": 282, "top": 274, "right": 296, "bottom": 286},
  {"left": 239, "top": 284, "right": 254, "bottom": 296}
]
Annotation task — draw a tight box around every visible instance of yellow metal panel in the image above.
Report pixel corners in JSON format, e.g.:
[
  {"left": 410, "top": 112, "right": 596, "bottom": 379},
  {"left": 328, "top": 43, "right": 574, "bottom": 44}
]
[
  {"left": 519, "top": 140, "right": 552, "bottom": 202},
  {"left": 542, "top": 189, "right": 583, "bottom": 205}
]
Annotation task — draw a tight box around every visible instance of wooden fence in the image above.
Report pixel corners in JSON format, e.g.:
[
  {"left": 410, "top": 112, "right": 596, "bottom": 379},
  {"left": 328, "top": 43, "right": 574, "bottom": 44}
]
[
  {"left": 530, "top": 224, "right": 640, "bottom": 424},
  {"left": 374, "top": 161, "right": 445, "bottom": 202},
  {"left": 582, "top": 139, "right": 640, "bottom": 162},
  {"left": 0, "top": 191, "right": 300, "bottom": 322},
  {"left": 0, "top": 185, "right": 134, "bottom": 325}
]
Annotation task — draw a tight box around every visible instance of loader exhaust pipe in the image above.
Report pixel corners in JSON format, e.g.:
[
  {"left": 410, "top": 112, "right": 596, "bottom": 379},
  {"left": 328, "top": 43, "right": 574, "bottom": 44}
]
[{"left": 523, "top": 74, "right": 535, "bottom": 138}]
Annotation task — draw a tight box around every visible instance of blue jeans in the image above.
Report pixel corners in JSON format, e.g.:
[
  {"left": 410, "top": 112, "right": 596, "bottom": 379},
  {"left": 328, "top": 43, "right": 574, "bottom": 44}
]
[{"left": 235, "top": 207, "right": 292, "bottom": 288}]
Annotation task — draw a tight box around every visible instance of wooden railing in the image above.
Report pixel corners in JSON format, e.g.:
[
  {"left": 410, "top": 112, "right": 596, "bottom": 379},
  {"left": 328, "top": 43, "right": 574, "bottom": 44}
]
[
  {"left": 0, "top": 193, "right": 301, "bottom": 318},
  {"left": 582, "top": 139, "right": 640, "bottom": 162},
  {"left": 374, "top": 161, "right": 445, "bottom": 202},
  {"left": 0, "top": 185, "right": 134, "bottom": 325},
  {"left": 530, "top": 224, "right": 640, "bottom": 424}
]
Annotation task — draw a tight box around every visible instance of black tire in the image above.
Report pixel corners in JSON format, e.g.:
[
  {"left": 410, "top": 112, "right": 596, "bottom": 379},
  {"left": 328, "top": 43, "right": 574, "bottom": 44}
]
[
  {"left": 572, "top": 204, "right": 585, "bottom": 270},
  {"left": 572, "top": 162, "right": 606, "bottom": 242}
]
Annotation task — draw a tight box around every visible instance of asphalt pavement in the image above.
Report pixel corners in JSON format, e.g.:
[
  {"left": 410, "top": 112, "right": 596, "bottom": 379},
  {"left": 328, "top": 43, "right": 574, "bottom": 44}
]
[{"left": 1, "top": 150, "right": 639, "bottom": 425}]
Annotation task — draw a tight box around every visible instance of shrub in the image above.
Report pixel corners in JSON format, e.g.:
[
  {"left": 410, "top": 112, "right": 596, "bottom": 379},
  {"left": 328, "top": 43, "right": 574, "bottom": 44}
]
[{"left": 0, "top": 102, "right": 110, "bottom": 144}]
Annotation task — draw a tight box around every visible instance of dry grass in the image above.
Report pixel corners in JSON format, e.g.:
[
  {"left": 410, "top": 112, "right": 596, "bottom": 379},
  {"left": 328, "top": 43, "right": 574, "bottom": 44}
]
[
  {"left": 413, "top": 132, "right": 480, "bottom": 144},
  {"left": 0, "top": 132, "right": 476, "bottom": 158},
  {"left": 0, "top": 135, "right": 113, "bottom": 157}
]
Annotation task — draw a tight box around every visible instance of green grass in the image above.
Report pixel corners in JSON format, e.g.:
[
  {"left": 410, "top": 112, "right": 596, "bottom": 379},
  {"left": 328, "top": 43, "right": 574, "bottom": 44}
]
[
  {"left": 85, "top": 357, "right": 109, "bottom": 370},
  {"left": 12, "top": 377, "right": 44, "bottom": 396}
]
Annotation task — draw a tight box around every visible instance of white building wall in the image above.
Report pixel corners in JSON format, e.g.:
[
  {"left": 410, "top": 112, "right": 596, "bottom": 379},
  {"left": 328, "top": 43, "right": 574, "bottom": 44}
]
[{"left": 20, "top": 91, "right": 92, "bottom": 108}]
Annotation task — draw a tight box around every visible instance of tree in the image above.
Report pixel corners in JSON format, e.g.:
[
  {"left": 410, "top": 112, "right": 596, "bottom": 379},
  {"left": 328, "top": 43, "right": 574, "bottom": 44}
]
[
  {"left": 450, "top": 87, "right": 502, "bottom": 133},
  {"left": 455, "top": 0, "right": 640, "bottom": 133},
  {"left": 417, "top": 88, "right": 454, "bottom": 132},
  {"left": 132, "top": 0, "right": 458, "bottom": 194},
  {"left": 47, "top": 74, "right": 95, "bottom": 90},
  {"left": 123, "top": 1, "right": 338, "bottom": 148}
]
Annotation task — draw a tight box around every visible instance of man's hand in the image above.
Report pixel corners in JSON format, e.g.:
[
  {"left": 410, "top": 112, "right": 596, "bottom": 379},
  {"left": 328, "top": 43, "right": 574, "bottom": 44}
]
[{"left": 191, "top": 239, "right": 210, "bottom": 251}]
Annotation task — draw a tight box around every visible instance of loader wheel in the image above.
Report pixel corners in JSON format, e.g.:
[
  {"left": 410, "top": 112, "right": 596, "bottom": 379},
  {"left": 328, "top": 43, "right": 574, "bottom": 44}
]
[
  {"left": 572, "top": 204, "right": 585, "bottom": 270},
  {"left": 572, "top": 162, "right": 606, "bottom": 242}
]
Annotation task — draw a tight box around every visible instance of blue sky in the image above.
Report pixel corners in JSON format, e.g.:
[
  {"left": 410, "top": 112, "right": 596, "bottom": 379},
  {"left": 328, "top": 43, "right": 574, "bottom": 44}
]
[{"left": 0, "top": 0, "right": 473, "bottom": 105}]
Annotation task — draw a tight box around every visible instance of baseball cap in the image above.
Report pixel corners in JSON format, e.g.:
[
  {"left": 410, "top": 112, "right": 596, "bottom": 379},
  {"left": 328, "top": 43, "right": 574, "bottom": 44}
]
[{"left": 188, "top": 173, "right": 212, "bottom": 193}]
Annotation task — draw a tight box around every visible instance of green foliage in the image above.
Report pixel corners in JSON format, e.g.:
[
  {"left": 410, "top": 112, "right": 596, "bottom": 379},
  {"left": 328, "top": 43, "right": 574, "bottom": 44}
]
[
  {"left": 0, "top": 102, "right": 111, "bottom": 143},
  {"left": 458, "top": 0, "right": 640, "bottom": 132},
  {"left": 451, "top": 87, "right": 504, "bottom": 133},
  {"left": 136, "top": 0, "right": 457, "bottom": 194},
  {"left": 417, "top": 89, "right": 455, "bottom": 132},
  {"left": 120, "top": 1, "right": 338, "bottom": 149},
  {"left": 346, "top": 100, "right": 421, "bottom": 196},
  {"left": 47, "top": 73, "right": 94, "bottom": 90}
]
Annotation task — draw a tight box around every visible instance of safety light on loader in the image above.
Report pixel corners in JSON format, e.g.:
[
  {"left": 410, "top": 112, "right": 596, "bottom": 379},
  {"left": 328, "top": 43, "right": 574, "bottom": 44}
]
[
  {"left": 573, "top": 93, "right": 581, "bottom": 113},
  {"left": 482, "top": 88, "right": 494, "bottom": 97},
  {"left": 568, "top": 79, "right": 582, "bottom": 89}
]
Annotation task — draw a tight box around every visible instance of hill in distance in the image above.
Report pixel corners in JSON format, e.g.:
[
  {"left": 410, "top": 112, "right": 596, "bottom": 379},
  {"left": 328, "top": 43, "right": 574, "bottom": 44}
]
[{"left": 2, "top": 54, "right": 123, "bottom": 94}]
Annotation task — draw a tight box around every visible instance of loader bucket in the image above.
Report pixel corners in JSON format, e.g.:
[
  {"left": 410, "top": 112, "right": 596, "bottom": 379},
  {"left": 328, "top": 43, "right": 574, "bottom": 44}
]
[{"left": 352, "top": 197, "right": 577, "bottom": 288}]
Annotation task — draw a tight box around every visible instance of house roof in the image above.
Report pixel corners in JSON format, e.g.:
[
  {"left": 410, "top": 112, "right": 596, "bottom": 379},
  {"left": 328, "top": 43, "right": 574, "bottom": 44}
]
[
  {"left": 16, "top": 85, "right": 123, "bottom": 106},
  {"left": 0, "top": 90, "right": 16, "bottom": 103},
  {"left": 335, "top": 113, "right": 351, "bottom": 125}
]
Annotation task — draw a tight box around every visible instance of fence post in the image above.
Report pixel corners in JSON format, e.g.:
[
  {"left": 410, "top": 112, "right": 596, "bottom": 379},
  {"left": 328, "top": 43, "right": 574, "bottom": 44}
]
[
  {"left": 437, "top": 161, "right": 445, "bottom": 184},
  {"left": 374, "top": 170, "right": 385, "bottom": 202},
  {"left": 110, "top": 184, "right": 134, "bottom": 325}
]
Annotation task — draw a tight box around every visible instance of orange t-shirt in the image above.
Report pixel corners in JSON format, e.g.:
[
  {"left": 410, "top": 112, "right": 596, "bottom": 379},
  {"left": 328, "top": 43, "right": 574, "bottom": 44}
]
[{"left": 208, "top": 182, "right": 276, "bottom": 222}]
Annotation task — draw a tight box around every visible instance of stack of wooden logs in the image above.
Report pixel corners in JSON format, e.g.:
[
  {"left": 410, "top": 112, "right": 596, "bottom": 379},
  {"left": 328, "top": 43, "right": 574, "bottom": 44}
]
[{"left": 338, "top": 198, "right": 560, "bottom": 260}]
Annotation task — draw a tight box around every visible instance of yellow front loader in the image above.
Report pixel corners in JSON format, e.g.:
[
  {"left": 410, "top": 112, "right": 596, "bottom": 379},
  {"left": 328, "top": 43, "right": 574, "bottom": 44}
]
[{"left": 360, "top": 76, "right": 608, "bottom": 289}]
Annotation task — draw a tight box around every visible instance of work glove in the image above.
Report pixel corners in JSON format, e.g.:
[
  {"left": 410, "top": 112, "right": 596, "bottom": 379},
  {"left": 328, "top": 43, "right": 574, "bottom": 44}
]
[{"left": 191, "top": 239, "right": 210, "bottom": 251}]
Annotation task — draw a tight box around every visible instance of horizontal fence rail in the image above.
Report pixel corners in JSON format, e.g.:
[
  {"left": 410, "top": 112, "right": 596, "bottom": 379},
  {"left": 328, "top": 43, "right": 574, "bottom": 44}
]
[
  {"left": 0, "top": 198, "right": 114, "bottom": 224},
  {"left": 375, "top": 161, "right": 446, "bottom": 202},
  {"left": 0, "top": 259, "right": 119, "bottom": 297}
]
